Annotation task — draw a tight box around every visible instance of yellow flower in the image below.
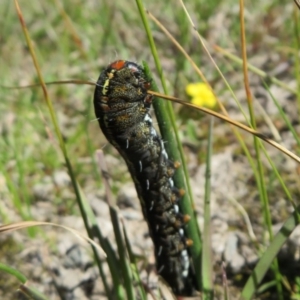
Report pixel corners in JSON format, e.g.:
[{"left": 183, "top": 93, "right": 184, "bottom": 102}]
[{"left": 185, "top": 82, "right": 217, "bottom": 108}]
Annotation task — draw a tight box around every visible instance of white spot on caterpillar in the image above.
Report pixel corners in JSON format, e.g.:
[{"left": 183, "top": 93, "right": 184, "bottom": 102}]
[
  {"left": 150, "top": 127, "right": 157, "bottom": 136},
  {"left": 179, "top": 228, "right": 184, "bottom": 236},
  {"left": 126, "top": 139, "right": 129, "bottom": 149},
  {"left": 181, "top": 249, "right": 188, "bottom": 258},
  {"left": 181, "top": 249, "right": 190, "bottom": 277},
  {"left": 144, "top": 114, "right": 152, "bottom": 123},
  {"left": 169, "top": 178, "right": 174, "bottom": 187},
  {"left": 146, "top": 179, "right": 150, "bottom": 190},
  {"left": 139, "top": 160, "right": 142, "bottom": 172},
  {"left": 174, "top": 204, "right": 179, "bottom": 213}
]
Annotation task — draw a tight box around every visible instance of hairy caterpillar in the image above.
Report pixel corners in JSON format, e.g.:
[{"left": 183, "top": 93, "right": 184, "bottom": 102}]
[{"left": 93, "top": 60, "right": 197, "bottom": 296}]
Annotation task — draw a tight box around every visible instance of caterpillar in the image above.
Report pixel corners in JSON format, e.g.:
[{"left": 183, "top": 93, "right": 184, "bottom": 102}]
[{"left": 93, "top": 60, "right": 197, "bottom": 296}]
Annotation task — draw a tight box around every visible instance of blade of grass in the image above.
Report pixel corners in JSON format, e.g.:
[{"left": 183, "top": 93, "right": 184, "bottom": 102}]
[
  {"left": 179, "top": 0, "right": 250, "bottom": 124},
  {"left": 18, "top": 284, "right": 48, "bottom": 300},
  {"left": 254, "top": 100, "right": 281, "bottom": 142},
  {"left": 0, "top": 80, "right": 96, "bottom": 90},
  {"left": 228, "top": 197, "right": 257, "bottom": 244},
  {"left": 13, "top": 2, "right": 109, "bottom": 296},
  {"left": 146, "top": 7, "right": 299, "bottom": 229},
  {"left": 52, "top": 0, "right": 87, "bottom": 59},
  {"left": 239, "top": 1, "right": 282, "bottom": 297},
  {"left": 137, "top": 6, "right": 198, "bottom": 223},
  {"left": 5, "top": 77, "right": 300, "bottom": 165},
  {"left": 1, "top": 133, "right": 35, "bottom": 235},
  {"left": 265, "top": 81, "right": 300, "bottom": 147},
  {"left": 14, "top": 0, "right": 87, "bottom": 236},
  {"left": 147, "top": 9, "right": 298, "bottom": 280},
  {"left": 213, "top": 45, "right": 297, "bottom": 95},
  {"left": 136, "top": 0, "right": 202, "bottom": 291},
  {"left": 76, "top": 182, "right": 119, "bottom": 299},
  {"left": 148, "top": 91, "right": 300, "bottom": 164},
  {"left": 143, "top": 62, "right": 202, "bottom": 292},
  {"left": 292, "top": 4, "right": 300, "bottom": 116},
  {"left": 241, "top": 205, "right": 300, "bottom": 300},
  {"left": 122, "top": 218, "right": 147, "bottom": 300},
  {"left": 145, "top": 10, "right": 264, "bottom": 253},
  {"left": 222, "top": 262, "right": 230, "bottom": 300},
  {"left": 105, "top": 193, "right": 134, "bottom": 298},
  {"left": 97, "top": 150, "right": 135, "bottom": 300},
  {"left": 201, "top": 118, "right": 214, "bottom": 298},
  {"left": 0, "top": 221, "right": 104, "bottom": 254},
  {"left": 239, "top": 0, "right": 272, "bottom": 239},
  {"left": 0, "top": 263, "right": 27, "bottom": 283}
]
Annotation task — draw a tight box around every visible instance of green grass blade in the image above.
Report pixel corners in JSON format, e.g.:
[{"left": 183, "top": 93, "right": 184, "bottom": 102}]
[
  {"left": 293, "top": 5, "right": 300, "bottom": 114},
  {"left": 0, "top": 263, "right": 27, "bottom": 283},
  {"left": 264, "top": 81, "right": 300, "bottom": 147},
  {"left": 109, "top": 206, "right": 135, "bottom": 300},
  {"left": 136, "top": 4, "right": 197, "bottom": 229},
  {"left": 202, "top": 118, "right": 214, "bottom": 298},
  {"left": 214, "top": 45, "right": 297, "bottom": 95},
  {"left": 97, "top": 150, "right": 134, "bottom": 300},
  {"left": 18, "top": 284, "right": 48, "bottom": 300},
  {"left": 241, "top": 205, "right": 300, "bottom": 299},
  {"left": 77, "top": 182, "right": 118, "bottom": 299},
  {"left": 122, "top": 220, "right": 147, "bottom": 300},
  {"left": 13, "top": 3, "right": 117, "bottom": 298},
  {"left": 143, "top": 61, "right": 202, "bottom": 291},
  {"left": 239, "top": 1, "right": 282, "bottom": 296}
]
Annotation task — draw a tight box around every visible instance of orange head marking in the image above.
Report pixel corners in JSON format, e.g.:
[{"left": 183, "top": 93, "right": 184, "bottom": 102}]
[{"left": 109, "top": 60, "right": 126, "bottom": 70}]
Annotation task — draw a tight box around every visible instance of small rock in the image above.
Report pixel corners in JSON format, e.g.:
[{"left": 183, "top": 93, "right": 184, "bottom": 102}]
[
  {"left": 63, "top": 244, "right": 93, "bottom": 270},
  {"left": 32, "top": 178, "right": 54, "bottom": 202},
  {"left": 54, "top": 268, "right": 82, "bottom": 291},
  {"left": 53, "top": 170, "right": 71, "bottom": 187},
  {"left": 117, "top": 183, "right": 139, "bottom": 209},
  {"left": 223, "top": 232, "right": 245, "bottom": 273}
]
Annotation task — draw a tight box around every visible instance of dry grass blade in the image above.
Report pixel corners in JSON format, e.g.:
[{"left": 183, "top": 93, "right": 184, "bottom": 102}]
[
  {"left": 18, "top": 284, "right": 48, "bottom": 300},
  {"left": 213, "top": 45, "right": 297, "bottom": 95},
  {"left": 295, "top": 0, "right": 300, "bottom": 10},
  {"left": 6, "top": 72, "right": 298, "bottom": 165},
  {"left": 53, "top": 0, "right": 87, "bottom": 59},
  {"left": 96, "top": 150, "right": 136, "bottom": 300},
  {"left": 0, "top": 80, "right": 96, "bottom": 89},
  {"left": 228, "top": 198, "right": 257, "bottom": 244},
  {"left": 148, "top": 91, "right": 300, "bottom": 164},
  {"left": 0, "top": 221, "right": 105, "bottom": 256},
  {"left": 145, "top": 10, "right": 206, "bottom": 83}
]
